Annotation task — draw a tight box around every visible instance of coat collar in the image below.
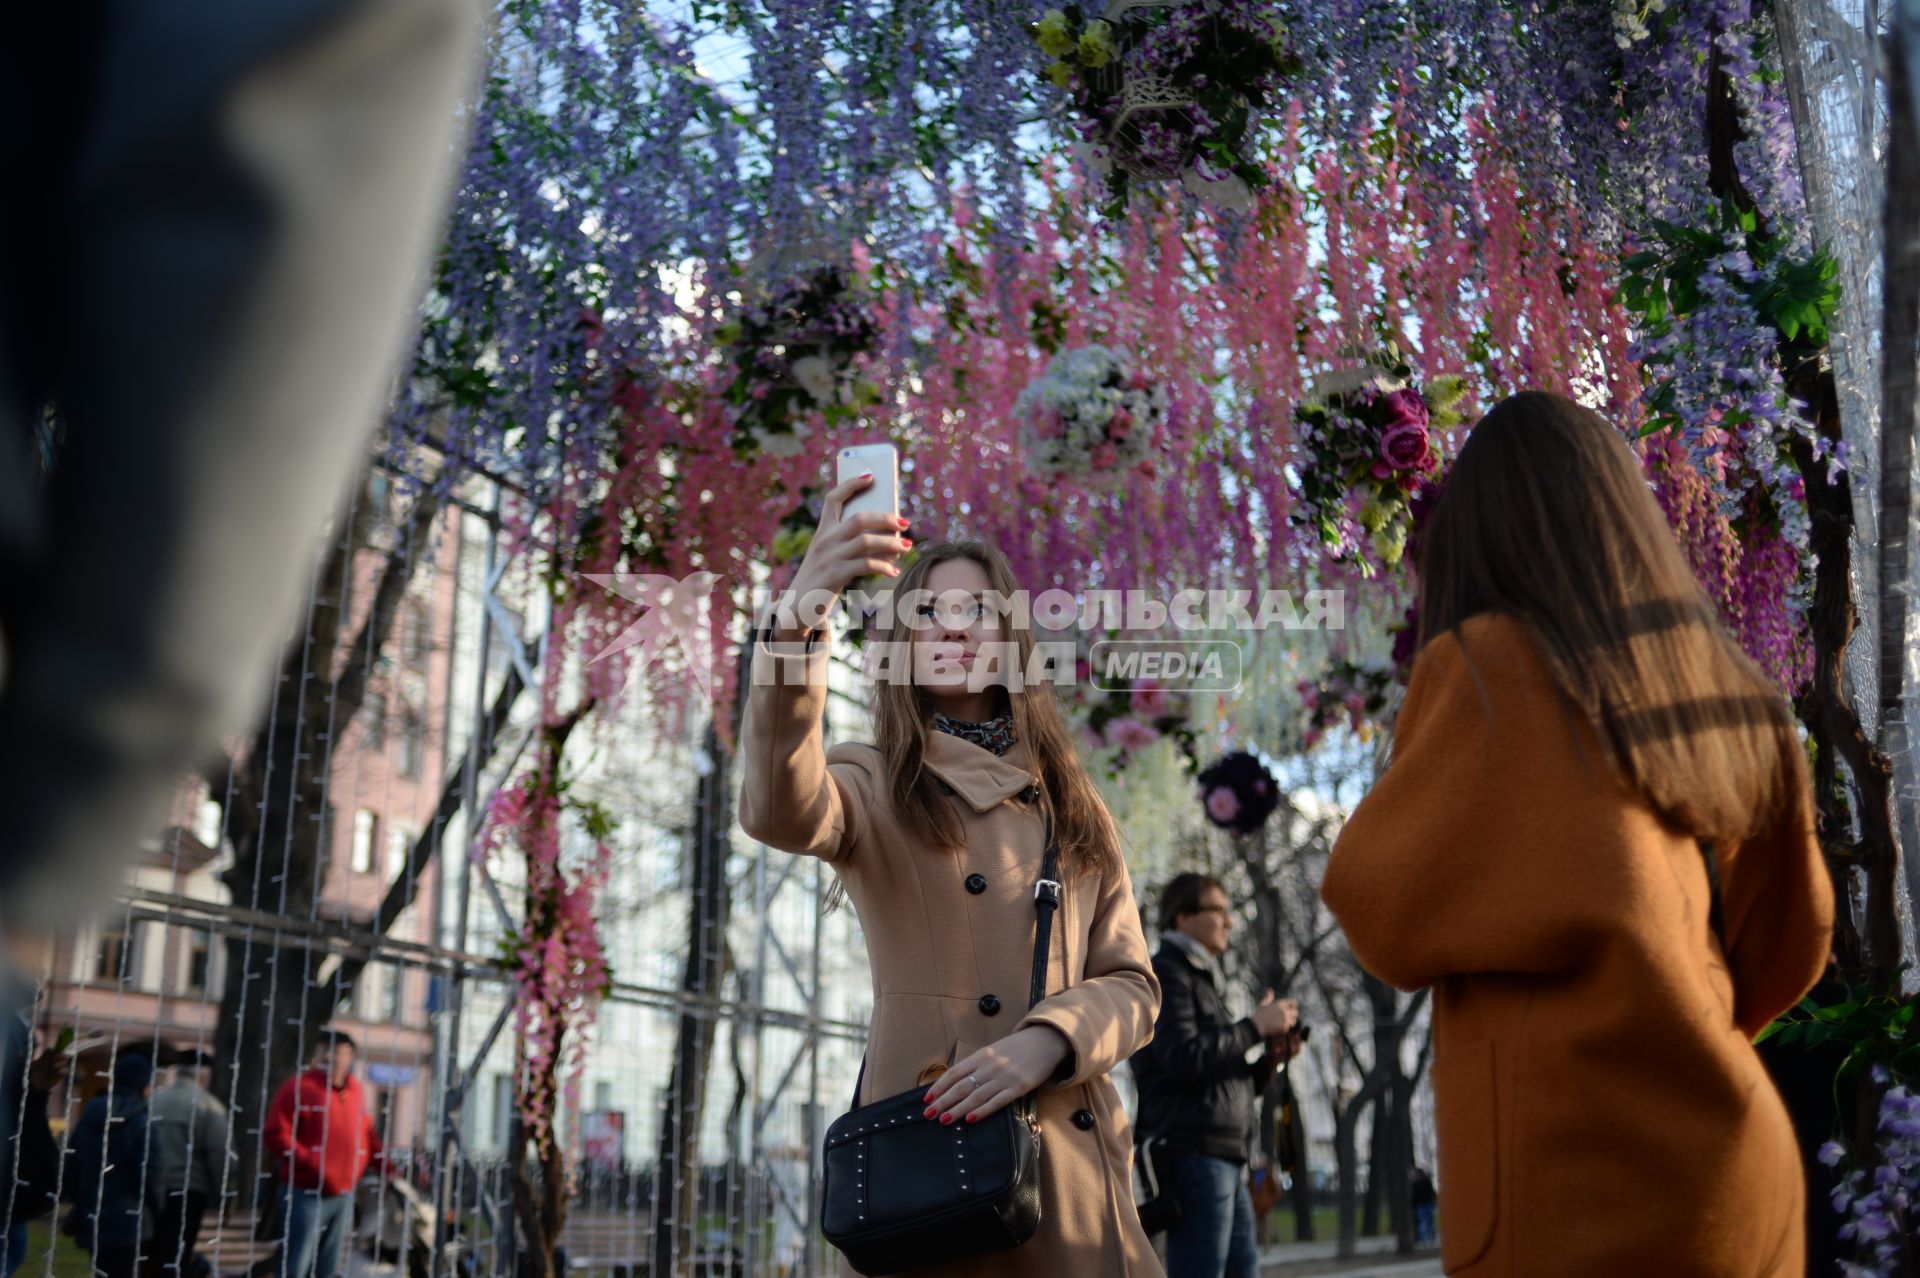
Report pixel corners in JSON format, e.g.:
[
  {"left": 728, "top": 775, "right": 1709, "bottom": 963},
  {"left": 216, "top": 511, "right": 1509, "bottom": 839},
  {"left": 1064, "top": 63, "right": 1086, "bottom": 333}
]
[{"left": 924, "top": 731, "right": 1038, "bottom": 814}]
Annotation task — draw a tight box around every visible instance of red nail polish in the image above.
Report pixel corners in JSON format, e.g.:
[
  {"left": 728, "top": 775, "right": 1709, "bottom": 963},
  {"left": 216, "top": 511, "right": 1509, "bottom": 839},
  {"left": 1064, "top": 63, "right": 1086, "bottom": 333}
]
[
  {"left": 941, "top": 1114, "right": 955, "bottom": 1126},
  {"left": 902, "top": 538, "right": 913, "bottom": 548},
  {"left": 966, "top": 1113, "right": 979, "bottom": 1124},
  {"left": 923, "top": 1106, "right": 935, "bottom": 1118}
]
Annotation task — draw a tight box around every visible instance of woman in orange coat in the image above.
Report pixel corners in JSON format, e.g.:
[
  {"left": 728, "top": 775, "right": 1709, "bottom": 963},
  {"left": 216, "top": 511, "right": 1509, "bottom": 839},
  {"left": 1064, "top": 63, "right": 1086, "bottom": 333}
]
[{"left": 1321, "top": 392, "right": 1833, "bottom": 1277}]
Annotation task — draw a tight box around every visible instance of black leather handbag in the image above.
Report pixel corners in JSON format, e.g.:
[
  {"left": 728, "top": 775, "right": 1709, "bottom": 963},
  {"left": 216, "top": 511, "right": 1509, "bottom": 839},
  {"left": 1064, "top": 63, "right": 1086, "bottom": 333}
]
[{"left": 820, "top": 822, "right": 1063, "bottom": 1276}]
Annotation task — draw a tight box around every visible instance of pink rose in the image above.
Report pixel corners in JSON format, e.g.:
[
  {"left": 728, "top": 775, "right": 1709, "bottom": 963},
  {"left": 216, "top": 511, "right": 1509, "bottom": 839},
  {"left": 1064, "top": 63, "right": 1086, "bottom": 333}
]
[
  {"left": 1206, "top": 786, "right": 1241, "bottom": 824},
  {"left": 1109, "top": 408, "right": 1133, "bottom": 439},
  {"left": 1091, "top": 442, "right": 1119, "bottom": 469},
  {"left": 1130, "top": 678, "right": 1171, "bottom": 720},
  {"left": 1108, "top": 717, "right": 1160, "bottom": 752},
  {"left": 1380, "top": 422, "right": 1432, "bottom": 472},
  {"left": 1370, "top": 460, "right": 1395, "bottom": 481},
  {"left": 1380, "top": 387, "right": 1429, "bottom": 431}
]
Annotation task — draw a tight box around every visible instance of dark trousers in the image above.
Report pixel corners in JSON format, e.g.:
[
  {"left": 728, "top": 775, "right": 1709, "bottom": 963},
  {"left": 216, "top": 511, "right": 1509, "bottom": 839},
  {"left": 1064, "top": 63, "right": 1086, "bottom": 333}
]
[
  {"left": 146, "top": 1190, "right": 209, "bottom": 1278},
  {"left": 93, "top": 1245, "right": 138, "bottom": 1278}
]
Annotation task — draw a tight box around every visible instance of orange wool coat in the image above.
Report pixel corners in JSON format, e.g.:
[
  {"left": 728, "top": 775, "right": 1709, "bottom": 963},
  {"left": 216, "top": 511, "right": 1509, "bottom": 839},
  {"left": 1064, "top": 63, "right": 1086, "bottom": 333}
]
[
  {"left": 737, "top": 631, "right": 1166, "bottom": 1278},
  {"left": 1321, "top": 614, "right": 1833, "bottom": 1278}
]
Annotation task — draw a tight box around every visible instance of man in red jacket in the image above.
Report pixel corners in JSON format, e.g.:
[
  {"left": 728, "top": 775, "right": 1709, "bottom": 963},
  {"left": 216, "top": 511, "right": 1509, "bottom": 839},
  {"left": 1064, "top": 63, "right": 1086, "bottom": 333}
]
[{"left": 262, "top": 1031, "right": 382, "bottom": 1278}]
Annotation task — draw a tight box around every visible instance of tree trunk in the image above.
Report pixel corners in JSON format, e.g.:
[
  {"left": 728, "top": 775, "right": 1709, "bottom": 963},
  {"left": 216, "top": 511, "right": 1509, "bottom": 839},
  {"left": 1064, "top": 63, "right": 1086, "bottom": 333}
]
[
  {"left": 1880, "top": 8, "right": 1920, "bottom": 939},
  {"left": 1332, "top": 979, "right": 1425, "bottom": 1259},
  {"left": 1360, "top": 1091, "right": 1387, "bottom": 1238},
  {"left": 209, "top": 475, "right": 445, "bottom": 1201},
  {"left": 1281, "top": 1074, "right": 1315, "bottom": 1242},
  {"left": 1388, "top": 1060, "right": 1416, "bottom": 1254},
  {"left": 650, "top": 708, "right": 737, "bottom": 1278},
  {"left": 1708, "top": 2, "right": 1904, "bottom": 984}
]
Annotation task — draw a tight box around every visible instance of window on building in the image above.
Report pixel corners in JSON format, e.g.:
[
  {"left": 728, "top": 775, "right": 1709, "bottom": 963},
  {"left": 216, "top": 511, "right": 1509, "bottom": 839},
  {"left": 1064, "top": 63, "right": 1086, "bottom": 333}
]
[
  {"left": 386, "top": 826, "right": 413, "bottom": 881},
  {"left": 397, "top": 710, "right": 426, "bottom": 780},
  {"left": 94, "top": 925, "right": 131, "bottom": 984},
  {"left": 382, "top": 966, "right": 404, "bottom": 1025},
  {"left": 403, "top": 602, "right": 432, "bottom": 669},
  {"left": 351, "top": 810, "right": 379, "bottom": 874},
  {"left": 362, "top": 691, "right": 387, "bottom": 751},
  {"left": 185, "top": 929, "right": 213, "bottom": 995},
  {"left": 491, "top": 1074, "right": 514, "bottom": 1149},
  {"left": 594, "top": 1081, "right": 612, "bottom": 1113}
]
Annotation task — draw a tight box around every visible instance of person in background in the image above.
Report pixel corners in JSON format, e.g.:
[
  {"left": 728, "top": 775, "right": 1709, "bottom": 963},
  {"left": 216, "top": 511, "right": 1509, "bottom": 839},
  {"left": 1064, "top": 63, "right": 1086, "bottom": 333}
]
[
  {"left": 1320, "top": 392, "right": 1832, "bottom": 1276},
  {"left": 2, "top": 1004, "right": 69, "bottom": 1278},
  {"left": 63, "top": 1054, "right": 157, "bottom": 1278},
  {"left": 263, "top": 1032, "right": 382, "bottom": 1278},
  {"left": 1409, "top": 1168, "right": 1437, "bottom": 1246},
  {"left": 1131, "top": 873, "right": 1300, "bottom": 1278},
  {"left": 147, "top": 1049, "right": 229, "bottom": 1278}
]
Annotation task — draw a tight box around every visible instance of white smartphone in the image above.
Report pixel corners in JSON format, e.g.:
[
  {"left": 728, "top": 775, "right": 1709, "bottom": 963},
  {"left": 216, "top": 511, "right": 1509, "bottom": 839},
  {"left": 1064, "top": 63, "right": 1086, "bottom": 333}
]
[{"left": 836, "top": 442, "right": 899, "bottom": 526}]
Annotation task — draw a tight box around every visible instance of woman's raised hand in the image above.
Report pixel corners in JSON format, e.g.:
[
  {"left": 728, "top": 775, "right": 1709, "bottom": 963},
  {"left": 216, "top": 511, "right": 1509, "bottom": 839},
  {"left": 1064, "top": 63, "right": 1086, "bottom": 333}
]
[{"left": 778, "top": 472, "right": 911, "bottom": 632}]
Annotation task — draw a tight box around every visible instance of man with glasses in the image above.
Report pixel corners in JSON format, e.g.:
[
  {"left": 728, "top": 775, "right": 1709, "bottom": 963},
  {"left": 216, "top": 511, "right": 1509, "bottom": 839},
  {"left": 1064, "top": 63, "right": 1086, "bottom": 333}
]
[{"left": 1132, "top": 873, "right": 1300, "bottom": 1278}]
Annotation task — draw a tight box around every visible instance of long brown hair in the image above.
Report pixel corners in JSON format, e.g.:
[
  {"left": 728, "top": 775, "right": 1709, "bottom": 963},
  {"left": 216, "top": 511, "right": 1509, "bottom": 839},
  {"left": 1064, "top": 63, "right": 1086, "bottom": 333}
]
[
  {"left": 865, "top": 539, "right": 1120, "bottom": 879},
  {"left": 1417, "top": 391, "right": 1803, "bottom": 841}
]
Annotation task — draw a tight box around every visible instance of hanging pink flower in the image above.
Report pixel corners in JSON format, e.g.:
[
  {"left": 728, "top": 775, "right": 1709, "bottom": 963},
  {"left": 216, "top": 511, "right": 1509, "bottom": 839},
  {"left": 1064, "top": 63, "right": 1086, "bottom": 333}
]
[
  {"left": 1380, "top": 422, "right": 1432, "bottom": 472},
  {"left": 1107, "top": 717, "right": 1161, "bottom": 752},
  {"left": 1130, "top": 678, "right": 1171, "bottom": 719},
  {"left": 1205, "top": 786, "right": 1241, "bottom": 823},
  {"left": 1379, "top": 387, "right": 1430, "bottom": 431},
  {"left": 1369, "top": 460, "right": 1394, "bottom": 481}
]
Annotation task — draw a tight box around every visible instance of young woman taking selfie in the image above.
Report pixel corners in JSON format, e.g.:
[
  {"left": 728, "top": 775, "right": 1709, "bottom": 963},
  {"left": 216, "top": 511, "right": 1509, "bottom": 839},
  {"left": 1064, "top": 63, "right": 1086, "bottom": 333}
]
[
  {"left": 740, "top": 470, "right": 1165, "bottom": 1276},
  {"left": 1322, "top": 392, "right": 1833, "bottom": 1277}
]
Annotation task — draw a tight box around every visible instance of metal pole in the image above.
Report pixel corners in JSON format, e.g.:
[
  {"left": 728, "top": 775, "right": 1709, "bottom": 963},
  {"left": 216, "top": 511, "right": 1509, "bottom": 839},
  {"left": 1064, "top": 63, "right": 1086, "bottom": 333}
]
[
  {"left": 744, "top": 842, "right": 771, "bottom": 1277},
  {"left": 434, "top": 480, "right": 504, "bottom": 1278}
]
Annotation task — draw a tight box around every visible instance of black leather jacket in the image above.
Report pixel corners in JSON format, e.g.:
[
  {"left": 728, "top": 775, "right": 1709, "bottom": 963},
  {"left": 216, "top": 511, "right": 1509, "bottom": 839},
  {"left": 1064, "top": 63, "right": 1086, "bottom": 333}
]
[{"left": 1129, "top": 940, "right": 1273, "bottom": 1163}]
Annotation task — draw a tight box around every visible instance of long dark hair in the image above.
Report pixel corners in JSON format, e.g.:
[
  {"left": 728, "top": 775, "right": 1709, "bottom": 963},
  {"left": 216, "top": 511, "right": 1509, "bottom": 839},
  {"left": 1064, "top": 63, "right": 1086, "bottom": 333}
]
[
  {"left": 865, "top": 539, "right": 1120, "bottom": 879},
  {"left": 1417, "top": 391, "right": 1802, "bottom": 841}
]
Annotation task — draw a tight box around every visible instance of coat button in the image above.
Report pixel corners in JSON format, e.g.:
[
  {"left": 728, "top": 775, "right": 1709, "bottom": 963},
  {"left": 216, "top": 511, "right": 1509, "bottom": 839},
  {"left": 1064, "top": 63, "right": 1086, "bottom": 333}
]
[
  {"left": 978, "top": 994, "right": 1001, "bottom": 1016},
  {"left": 1072, "top": 1109, "right": 1095, "bottom": 1131},
  {"left": 1020, "top": 785, "right": 1039, "bottom": 803},
  {"left": 964, "top": 873, "right": 987, "bottom": 895}
]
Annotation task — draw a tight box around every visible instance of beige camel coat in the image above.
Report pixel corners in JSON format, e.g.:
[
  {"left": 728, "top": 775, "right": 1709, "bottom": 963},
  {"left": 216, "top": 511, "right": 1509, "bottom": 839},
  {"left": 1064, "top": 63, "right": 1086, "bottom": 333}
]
[{"left": 738, "top": 631, "right": 1165, "bottom": 1278}]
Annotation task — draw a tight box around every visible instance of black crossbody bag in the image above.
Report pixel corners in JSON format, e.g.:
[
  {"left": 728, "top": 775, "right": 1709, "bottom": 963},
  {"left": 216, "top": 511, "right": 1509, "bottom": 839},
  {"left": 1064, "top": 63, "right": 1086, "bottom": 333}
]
[{"left": 820, "top": 822, "right": 1062, "bottom": 1277}]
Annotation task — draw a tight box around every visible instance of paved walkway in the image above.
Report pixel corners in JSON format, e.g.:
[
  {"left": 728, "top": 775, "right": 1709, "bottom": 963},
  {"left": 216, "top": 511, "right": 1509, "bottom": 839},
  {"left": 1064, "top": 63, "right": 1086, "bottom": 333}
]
[{"left": 1259, "top": 1234, "right": 1444, "bottom": 1277}]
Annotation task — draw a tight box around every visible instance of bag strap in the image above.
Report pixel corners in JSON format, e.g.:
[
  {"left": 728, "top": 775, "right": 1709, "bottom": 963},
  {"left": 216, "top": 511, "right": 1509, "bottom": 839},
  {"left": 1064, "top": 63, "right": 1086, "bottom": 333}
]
[
  {"left": 848, "top": 809, "right": 1063, "bottom": 1113},
  {"left": 1698, "top": 838, "right": 1725, "bottom": 947}
]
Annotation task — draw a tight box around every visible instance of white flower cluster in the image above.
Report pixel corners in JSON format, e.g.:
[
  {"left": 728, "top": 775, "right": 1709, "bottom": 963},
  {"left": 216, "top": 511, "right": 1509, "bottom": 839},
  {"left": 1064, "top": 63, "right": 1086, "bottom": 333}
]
[
  {"left": 1612, "top": 0, "right": 1666, "bottom": 48},
  {"left": 1015, "top": 345, "right": 1165, "bottom": 482}
]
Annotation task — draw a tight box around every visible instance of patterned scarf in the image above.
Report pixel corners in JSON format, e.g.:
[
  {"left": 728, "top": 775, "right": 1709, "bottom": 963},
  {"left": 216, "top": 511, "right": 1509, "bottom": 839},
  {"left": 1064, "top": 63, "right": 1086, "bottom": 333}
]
[{"left": 931, "top": 710, "right": 1017, "bottom": 756}]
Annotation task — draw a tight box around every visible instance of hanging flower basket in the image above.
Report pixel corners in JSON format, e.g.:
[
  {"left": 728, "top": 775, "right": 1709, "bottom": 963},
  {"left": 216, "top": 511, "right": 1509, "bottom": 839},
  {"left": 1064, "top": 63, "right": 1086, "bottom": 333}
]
[
  {"left": 1015, "top": 344, "right": 1166, "bottom": 485},
  {"left": 1031, "top": 0, "right": 1298, "bottom": 210},
  {"left": 1196, "top": 750, "right": 1279, "bottom": 835},
  {"left": 716, "top": 264, "right": 881, "bottom": 457},
  {"left": 1288, "top": 351, "right": 1466, "bottom": 572},
  {"left": 1294, "top": 657, "right": 1398, "bottom": 752}
]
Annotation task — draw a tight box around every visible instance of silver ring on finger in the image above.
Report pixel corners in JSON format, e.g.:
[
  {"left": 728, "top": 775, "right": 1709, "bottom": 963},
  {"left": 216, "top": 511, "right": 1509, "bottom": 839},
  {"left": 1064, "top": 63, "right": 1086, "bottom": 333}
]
[{"left": 966, "top": 1074, "right": 981, "bottom": 1090}]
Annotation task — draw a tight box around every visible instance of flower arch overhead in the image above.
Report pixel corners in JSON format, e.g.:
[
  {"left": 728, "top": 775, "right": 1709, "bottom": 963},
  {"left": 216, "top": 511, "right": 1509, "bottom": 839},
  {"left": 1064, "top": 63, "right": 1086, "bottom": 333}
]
[{"left": 382, "top": 4, "right": 1879, "bottom": 1257}]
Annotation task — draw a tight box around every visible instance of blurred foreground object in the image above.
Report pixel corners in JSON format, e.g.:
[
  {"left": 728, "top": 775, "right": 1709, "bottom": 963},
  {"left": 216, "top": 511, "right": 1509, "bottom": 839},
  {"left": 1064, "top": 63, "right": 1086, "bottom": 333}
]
[{"left": 0, "top": 0, "right": 484, "bottom": 988}]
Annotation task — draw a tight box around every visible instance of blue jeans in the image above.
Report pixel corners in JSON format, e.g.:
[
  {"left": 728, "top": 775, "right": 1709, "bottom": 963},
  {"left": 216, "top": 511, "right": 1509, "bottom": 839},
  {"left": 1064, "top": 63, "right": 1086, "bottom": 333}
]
[
  {"left": 1414, "top": 1202, "right": 1436, "bottom": 1244},
  {"left": 1164, "top": 1154, "right": 1259, "bottom": 1278},
  {"left": 5, "top": 1222, "right": 27, "bottom": 1278},
  {"left": 276, "top": 1188, "right": 353, "bottom": 1278}
]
